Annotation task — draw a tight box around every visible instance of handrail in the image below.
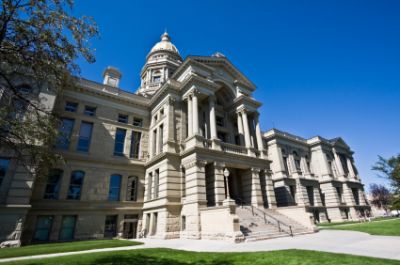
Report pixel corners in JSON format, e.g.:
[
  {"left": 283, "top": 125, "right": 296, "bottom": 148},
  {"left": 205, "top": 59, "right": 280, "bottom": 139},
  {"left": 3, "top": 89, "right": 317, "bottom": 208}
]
[{"left": 235, "top": 198, "right": 293, "bottom": 236}]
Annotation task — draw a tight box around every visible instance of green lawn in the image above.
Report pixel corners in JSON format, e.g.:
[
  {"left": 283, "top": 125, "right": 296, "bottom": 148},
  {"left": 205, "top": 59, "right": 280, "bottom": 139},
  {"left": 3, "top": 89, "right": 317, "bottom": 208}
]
[
  {"left": 320, "top": 218, "right": 400, "bottom": 236},
  {"left": 1, "top": 248, "right": 399, "bottom": 265},
  {"left": 0, "top": 239, "right": 142, "bottom": 259},
  {"left": 318, "top": 217, "right": 398, "bottom": 227}
]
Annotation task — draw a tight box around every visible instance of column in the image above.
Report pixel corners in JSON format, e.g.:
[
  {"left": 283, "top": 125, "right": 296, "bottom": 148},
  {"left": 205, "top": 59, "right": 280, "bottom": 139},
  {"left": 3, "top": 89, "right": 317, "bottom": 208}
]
[
  {"left": 192, "top": 91, "right": 199, "bottom": 135},
  {"left": 333, "top": 148, "right": 345, "bottom": 177},
  {"left": 209, "top": 96, "right": 217, "bottom": 139},
  {"left": 236, "top": 112, "right": 244, "bottom": 146},
  {"left": 265, "top": 170, "right": 277, "bottom": 208},
  {"left": 254, "top": 113, "right": 264, "bottom": 152},
  {"left": 187, "top": 96, "right": 192, "bottom": 137},
  {"left": 250, "top": 168, "right": 263, "bottom": 207},
  {"left": 214, "top": 162, "right": 226, "bottom": 205},
  {"left": 346, "top": 157, "right": 356, "bottom": 179},
  {"left": 241, "top": 110, "right": 252, "bottom": 148}
]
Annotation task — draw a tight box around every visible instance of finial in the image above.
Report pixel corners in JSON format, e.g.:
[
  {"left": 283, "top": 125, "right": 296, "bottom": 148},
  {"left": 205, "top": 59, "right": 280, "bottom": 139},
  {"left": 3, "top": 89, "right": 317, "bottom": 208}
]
[{"left": 161, "top": 30, "right": 170, "bottom": 42}]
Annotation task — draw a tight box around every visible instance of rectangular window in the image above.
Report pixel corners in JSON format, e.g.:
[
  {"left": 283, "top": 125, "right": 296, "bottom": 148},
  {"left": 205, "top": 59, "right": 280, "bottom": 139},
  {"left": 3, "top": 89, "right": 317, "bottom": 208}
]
[
  {"left": 59, "top": 215, "right": 76, "bottom": 241},
  {"left": 0, "top": 158, "right": 10, "bottom": 187},
  {"left": 34, "top": 216, "right": 53, "bottom": 242},
  {"left": 56, "top": 118, "right": 74, "bottom": 150},
  {"left": 352, "top": 188, "right": 360, "bottom": 205},
  {"left": 340, "top": 154, "right": 349, "bottom": 174},
  {"left": 76, "top": 122, "right": 93, "bottom": 152},
  {"left": 158, "top": 125, "right": 163, "bottom": 154},
  {"left": 104, "top": 215, "right": 118, "bottom": 238},
  {"left": 306, "top": 186, "right": 314, "bottom": 206},
  {"left": 126, "top": 176, "right": 138, "bottom": 201},
  {"left": 130, "top": 131, "right": 142, "bottom": 158},
  {"left": 217, "top": 132, "right": 226, "bottom": 143},
  {"left": 118, "top": 114, "right": 128, "bottom": 123},
  {"left": 84, "top": 106, "right": 96, "bottom": 116},
  {"left": 65, "top": 102, "right": 78, "bottom": 112},
  {"left": 43, "top": 169, "right": 63, "bottom": 199},
  {"left": 108, "top": 174, "right": 122, "bottom": 201},
  {"left": 295, "top": 159, "right": 301, "bottom": 171},
  {"left": 336, "top": 187, "right": 343, "bottom": 203},
  {"left": 114, "top": 128, "right": 126, "bottom": 156},
  {"left": 154, "top": 169, "right": 160, "bottom": 199},
  {"left": 67, "top": 171, "right": 85, "bottom": 200},
  {"left": 283, "top": 157, "right": 289, "bottom": 173},
  {"left": 216, "top": 116, "right": 224, "bottom": 127},
  {"left": 133, "top": 118, "right": 143, "bottom": 127}
]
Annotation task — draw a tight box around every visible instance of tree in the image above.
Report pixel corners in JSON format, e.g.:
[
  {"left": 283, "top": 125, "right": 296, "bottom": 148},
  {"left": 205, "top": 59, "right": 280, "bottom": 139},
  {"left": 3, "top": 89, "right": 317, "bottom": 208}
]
[
  {"left": 372, "top": 154, "right": 400, "bottom": 193},
  {"left": 0, "top": 0, "right": 98, "bottom": 176},
  {"left": 369, "top": 184, "right": 391, "bottom": 214}
]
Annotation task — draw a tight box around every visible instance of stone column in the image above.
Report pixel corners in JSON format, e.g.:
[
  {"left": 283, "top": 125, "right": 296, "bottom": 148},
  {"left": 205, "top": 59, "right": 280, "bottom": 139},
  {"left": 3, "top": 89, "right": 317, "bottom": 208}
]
[
  {"left": 209, "top": 96, "right": 217, "bottom": 139},
  {"left": 333, "top": 148, "right": 345, "bottom": 177},
  {"left": 254, "top": 113, "right": 264, "bottom": 152},
  {"left": 192, "top": 91, "right": 199, "bottom": 135},
  {"left": 346, "top": 157, "right": 356, "bottom": 179},
  {"left": 250, "top": 168, "right": 263, "bottom": 207},
  {"left": 214, "top": 162, "right": 226, "bottom": 205},
  {"left": 236, "top": 112, "right": 244, "bottom": 146},
  {"left": 241, "top": 110, "right": 252, "bottom": 148},
  {"left": 187, "top": 96, "right": 192, "bottom": 137}
]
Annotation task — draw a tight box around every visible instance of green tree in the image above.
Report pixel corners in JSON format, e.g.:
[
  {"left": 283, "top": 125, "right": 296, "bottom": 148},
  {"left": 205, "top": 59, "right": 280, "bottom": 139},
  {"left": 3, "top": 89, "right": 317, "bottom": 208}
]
[
  {"left": 0, "top": 0, "right": 98, "bottom": 176},
  {"left": 372, "top": 154, "right": 400, "bottom": 193}
]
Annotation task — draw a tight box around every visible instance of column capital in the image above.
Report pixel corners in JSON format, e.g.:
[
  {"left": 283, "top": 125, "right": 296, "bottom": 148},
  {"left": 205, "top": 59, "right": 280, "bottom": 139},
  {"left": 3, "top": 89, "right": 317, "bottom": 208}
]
[
  {"left": 213, "top": 162, "right": 225, "bottom": 170},
  {"left": 251, "top": 167, "right": 261, "bottom": 174}
]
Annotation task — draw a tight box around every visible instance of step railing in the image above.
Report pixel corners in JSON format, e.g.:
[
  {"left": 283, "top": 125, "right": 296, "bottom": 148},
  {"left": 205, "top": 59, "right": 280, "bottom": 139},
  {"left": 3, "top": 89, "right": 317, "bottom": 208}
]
[{"left": 236, "top": 198, "right": 293, "bottom": 236}]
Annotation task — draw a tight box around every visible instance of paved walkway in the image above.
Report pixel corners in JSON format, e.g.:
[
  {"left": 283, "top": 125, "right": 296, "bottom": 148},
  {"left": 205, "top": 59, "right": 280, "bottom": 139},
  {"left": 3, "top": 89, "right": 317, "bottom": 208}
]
[{"left": 1, "top": 230, "right": 400, "bottom": 263}]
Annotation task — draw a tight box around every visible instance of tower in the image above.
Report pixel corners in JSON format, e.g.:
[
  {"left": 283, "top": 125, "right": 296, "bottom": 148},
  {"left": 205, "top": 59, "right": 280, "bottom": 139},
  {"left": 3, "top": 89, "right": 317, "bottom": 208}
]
[{"left": 137, "top": 32, "right": 182, "bottom": 97}]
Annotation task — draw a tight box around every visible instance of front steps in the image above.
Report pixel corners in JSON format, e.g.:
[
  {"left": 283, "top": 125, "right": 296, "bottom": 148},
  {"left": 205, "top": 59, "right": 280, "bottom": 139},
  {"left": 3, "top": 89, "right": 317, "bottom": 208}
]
[{"left": 236, "top": 205, "right": 313, "bottom": 242}]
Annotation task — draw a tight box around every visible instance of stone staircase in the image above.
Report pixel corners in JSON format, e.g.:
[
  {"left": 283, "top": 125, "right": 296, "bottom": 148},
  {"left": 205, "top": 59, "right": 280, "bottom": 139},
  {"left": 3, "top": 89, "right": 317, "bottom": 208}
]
[{"left": 236, "top": 205, "right": 312, "bottom": 242}]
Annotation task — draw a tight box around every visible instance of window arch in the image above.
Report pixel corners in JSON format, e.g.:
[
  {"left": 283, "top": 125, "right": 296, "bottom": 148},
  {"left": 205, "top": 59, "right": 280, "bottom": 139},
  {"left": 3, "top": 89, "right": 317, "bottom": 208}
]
[
  {"left": 108, "top": 174, "right": 122, "bottom": 201},
  {"left": 126, "top": 176, "right": 138, "bottom": 201}
]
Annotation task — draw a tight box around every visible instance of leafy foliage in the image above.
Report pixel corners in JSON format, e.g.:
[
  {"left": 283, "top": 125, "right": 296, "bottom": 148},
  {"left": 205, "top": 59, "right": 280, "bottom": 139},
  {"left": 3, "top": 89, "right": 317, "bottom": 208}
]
[
  {"left": 369, "top": 183, "right": 391, "bottom": 213},
  {"left": 372, "top": 154, "right": 400, "bottom": 193},
  {"left": 0, "top": 0, "right": 98, "bottom": 176}
]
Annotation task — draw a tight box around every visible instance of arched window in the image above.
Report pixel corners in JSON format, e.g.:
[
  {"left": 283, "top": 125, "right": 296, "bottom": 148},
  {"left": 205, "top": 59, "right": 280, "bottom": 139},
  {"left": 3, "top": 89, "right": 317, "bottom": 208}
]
[
  {"left": 67, "top": 170, "right": 85, "bottom": 200},
  {"left": 126, "top": 176, "right": 138, "bottom": 201},
  {"left": 108, "top": 174, "right": 122, "bottom": 201}
]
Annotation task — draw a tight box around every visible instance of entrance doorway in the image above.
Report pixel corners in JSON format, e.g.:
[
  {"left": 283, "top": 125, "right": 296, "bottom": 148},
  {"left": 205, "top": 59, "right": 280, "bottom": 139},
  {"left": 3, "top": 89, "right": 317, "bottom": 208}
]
[{"left": 123, "top": 222, "right": 137, "bottom": 239}]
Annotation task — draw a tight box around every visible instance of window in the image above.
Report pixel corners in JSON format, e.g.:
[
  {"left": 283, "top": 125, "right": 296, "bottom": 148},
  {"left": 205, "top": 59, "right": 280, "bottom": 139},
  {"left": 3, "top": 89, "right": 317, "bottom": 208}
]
[
  {"left": 147, "top": 172, "right": 153, "bottom": 200},
  {"left": 65, "top": 102, "right": 78, "bottom": 112},
  {"left": 104, "top": 215, "right": 118, "bottom": 238},
  {"left": 181, "top": 216, "right": 186, "bottom": 231},
  {"left": 114, "top": 128, "right": 126, "bottom": 156},
  {"left": 307, "top": 186, "right": 314, "bottom": 206},
  {"left": 160, "top": 108, "right": 164, "bottom": 116},
  {"left": 126, "top": 176, "right": 138, "bottom": 201},
  {"left": 216, "top": 116, "right": 224, "bottom": 127},
  {"left": 217, "top": 132, "right": 226, "bottom": 142},
  {"left": 84, "top": 106, "right": 96, "bottom": 116},
  {"left": 339, "top": 154, "right": 349, "bottom": 174},
  {"left": 289, "top": 185, "right": 296, "bottom": 203},
  {"left": 34, "top": 216, "right": 53, "bottom": 242},
  {"left": 76, "top": 122, "right": 93, "bottom": 152},
  {"left": 158, "top": 125, "right": 163, "bottom": 154},
  {"left": 130, "top": 131, "right": 142, "bottom": 158},
  {"left": 0, "top": 158, "right": 10, "bottom": 187},
  {"left": 153, "top": 76, "right": 161, "bottom": 83},
  {"left": 59, "top": 215, "right": 76, "bottom": 241},
  {"left": 133, "top": 118, "right": 143, "bottom": 127},
  {"left": 154, "top": 169, "right": 159, "bottom": 199},
  {"left": 67, "top": 170, "right": 84, "bottom": 200},
  {"left": 56, "top": 118, "right": 74, "bottom": 150},
  {"left": 352, "top": 188, "right": 360, "bottom": 205},
  {"left": 118, "top": 114, "right": 128, "bottom": 123},
  {"left": 336, "top": 187, "right": 343, "bottom": 203},
  {"left": 108, "top": 174, "right": 122, "bottom": 201},
  {"left": 43, "top": 169, "right": 63, "bottom": 199},
  {"left": 283, "top": 156, "right": 289, "bottom": 173}
]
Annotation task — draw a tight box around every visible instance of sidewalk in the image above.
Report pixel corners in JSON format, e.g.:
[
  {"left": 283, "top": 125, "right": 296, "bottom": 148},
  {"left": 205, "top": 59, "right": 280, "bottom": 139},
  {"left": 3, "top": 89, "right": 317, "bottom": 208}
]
[{"left": 1, "top": 230, "right": 399, "bottom": 263}]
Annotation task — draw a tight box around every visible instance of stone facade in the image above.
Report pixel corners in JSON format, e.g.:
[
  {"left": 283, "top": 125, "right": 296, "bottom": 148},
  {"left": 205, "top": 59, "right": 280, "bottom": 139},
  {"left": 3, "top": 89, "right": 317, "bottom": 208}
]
[{"left": 0, "top": 32, "right": 370, "bottom": 244}]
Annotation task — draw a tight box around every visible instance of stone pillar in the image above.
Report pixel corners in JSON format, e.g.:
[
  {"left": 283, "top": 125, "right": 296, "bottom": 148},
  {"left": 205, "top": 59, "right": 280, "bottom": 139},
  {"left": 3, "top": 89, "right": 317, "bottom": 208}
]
[
  {"left": 264, "top": 170, "right": 277, "bottom": 208},
  {"left": 241, "top": 110, "right": 252, "bottom": 148},
  {"left": 236, "top": 112, "right": 244, "bottom": 146},
  {"left": 333, "top": 148, "right": 345, "bottom": 177},
  {"left": 254, "top": 113, "right": 264, "bottom": 152},
  {"left": 214, "top": 162, "right": 226, "bottom": 205},
  {"left": 187, "top": 96, "right": 192, "bottom": 137},
  {"left": 209, "top": 96, "right": 217, "bottom": 139},
  {"left": 192, "top": 91, "right": 199, "bottom": 135},
  {"left": 346, "top": 157, "right": 356, "bottom": 179},
  {"left": 250, "top": 168, "right": 263, "bottom": 207}
]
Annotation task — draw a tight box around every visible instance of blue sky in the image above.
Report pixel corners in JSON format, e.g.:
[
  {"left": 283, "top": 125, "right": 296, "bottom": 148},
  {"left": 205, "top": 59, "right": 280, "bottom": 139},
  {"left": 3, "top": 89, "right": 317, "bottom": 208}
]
[{"left": 74, "top": 0, "right": 400, "bottom": 191}]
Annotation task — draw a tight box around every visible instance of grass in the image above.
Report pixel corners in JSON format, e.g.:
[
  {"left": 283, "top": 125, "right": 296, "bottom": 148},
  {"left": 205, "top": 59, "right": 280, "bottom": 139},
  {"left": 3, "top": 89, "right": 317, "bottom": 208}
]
[
  {"left": 319, "top": 218, "right": 400, "bottom": 236},
  {"left": 1, "top": 248, "right": 399, "bottom": 265},
  {"left": 318, "top": 216, "right": 398, "bottom": 227},
  {"left": 0, "top": 239, "right": 142, "bottom": 259}
]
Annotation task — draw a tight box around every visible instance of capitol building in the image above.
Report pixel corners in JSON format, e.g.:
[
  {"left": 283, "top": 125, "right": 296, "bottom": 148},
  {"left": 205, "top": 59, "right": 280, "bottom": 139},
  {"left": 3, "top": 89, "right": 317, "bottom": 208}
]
[{"left": 0, "top": 32, "right": 370, "bottom": 244}]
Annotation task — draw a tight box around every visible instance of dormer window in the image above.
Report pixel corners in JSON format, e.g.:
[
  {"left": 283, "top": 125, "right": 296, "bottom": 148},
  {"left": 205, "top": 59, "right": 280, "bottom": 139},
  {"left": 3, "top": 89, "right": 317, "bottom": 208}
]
[{"left": 153, "top": 76, "right": 161, "bottom": 83}]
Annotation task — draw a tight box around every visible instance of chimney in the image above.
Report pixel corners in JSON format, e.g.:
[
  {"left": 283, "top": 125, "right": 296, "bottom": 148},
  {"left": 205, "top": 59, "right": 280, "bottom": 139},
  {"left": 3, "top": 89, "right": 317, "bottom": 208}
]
[{"left": 103, "top": 66, "right": 122, "bottom": 87}]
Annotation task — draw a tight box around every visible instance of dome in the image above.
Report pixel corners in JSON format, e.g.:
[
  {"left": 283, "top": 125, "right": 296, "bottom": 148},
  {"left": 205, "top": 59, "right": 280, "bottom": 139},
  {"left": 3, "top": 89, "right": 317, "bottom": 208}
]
[{"left": 148, "top": 32, "right": 180, "bottom": 56}]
